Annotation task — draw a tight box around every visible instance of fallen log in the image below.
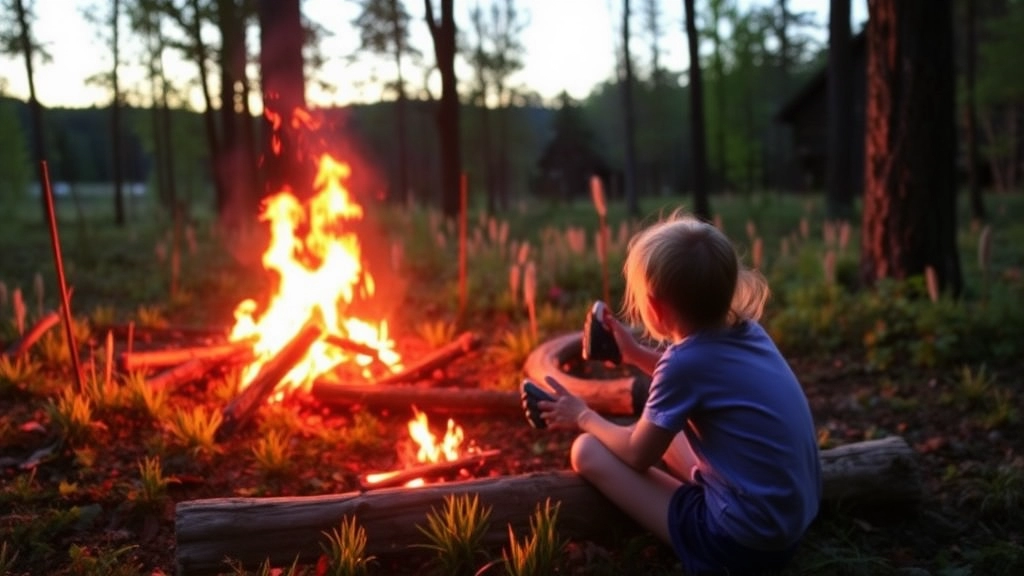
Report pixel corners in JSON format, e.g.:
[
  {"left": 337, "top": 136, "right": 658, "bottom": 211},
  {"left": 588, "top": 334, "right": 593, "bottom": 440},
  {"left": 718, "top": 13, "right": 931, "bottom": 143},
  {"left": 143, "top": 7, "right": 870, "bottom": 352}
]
[
  {"left": 146, "top": 348, "right": 254, "bottom": 391},
  {"left": 374, "top": 331, "right": 481, "bottom": 385},
  {"left": 4, "top": 310, "right": 60, "bottom": 358},
  {"left": 310, "top": 382, "right": 521, "bottom": 416},
  {"left": 176, "top": 436, "right": 920, "bottom": 575},
  {"left": 215, "top": 321, "right": 324, "bottom": 442},
  {"left": 323, "top": 334, "right": 381, "bottom": 361},
  {"left": 360, "top": 449, "right": 502, "bottom": 490},
  {"left": 523, "top": 332, "right": 650, "bottom": 416},
  {"left": 120, "top": 341, "right": 252, "bottom": 372}
]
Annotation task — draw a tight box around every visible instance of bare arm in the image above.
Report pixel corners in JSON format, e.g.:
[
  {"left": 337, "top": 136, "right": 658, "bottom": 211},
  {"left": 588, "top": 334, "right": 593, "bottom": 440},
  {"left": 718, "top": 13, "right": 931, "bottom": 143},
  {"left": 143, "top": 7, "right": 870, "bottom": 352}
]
[{"left": 541, "top": 377, "right": 674, "bottom": 471}]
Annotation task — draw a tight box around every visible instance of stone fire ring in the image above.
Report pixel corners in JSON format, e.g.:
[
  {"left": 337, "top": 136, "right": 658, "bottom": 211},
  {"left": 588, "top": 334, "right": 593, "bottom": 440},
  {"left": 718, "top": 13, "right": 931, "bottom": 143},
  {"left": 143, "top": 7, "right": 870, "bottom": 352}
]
[{"left": 523, "top": 332, "right": 651, "bottom": 417}]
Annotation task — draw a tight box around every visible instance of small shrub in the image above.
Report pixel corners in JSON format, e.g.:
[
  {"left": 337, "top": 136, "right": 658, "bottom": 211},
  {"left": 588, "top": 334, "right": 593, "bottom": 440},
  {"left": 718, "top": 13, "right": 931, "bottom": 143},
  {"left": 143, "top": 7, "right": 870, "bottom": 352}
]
[
  {"left": 502, "top": 499, "right": 564, "bottom": 576},
  {"left": 416, "top": 319, "right": 458, "bottom": 349},
  {"left": 46, "top": 387, "right": 97, "bottom": 446},
  {"left": 67, "top": 544, "right": 141, "bottom": 576},
  {"left": 0, "top": 355, "right": 41, "bottom": 396},
  {"left": 135, "top": 305, "right": 169, "bottom": 328},
  {"left": 165, "top": 405, "right": 222, "bottom": 456},
  {"left": 491, "top": 327, "right": 537, "bottom": 369},
  {"left": 132, "top": 456, "right": 177, "bottom": 510},
  {"left": 123, "top": 370, "right": 168, "bottom": 420},
  {"left": 416, "top": 493, "right": 493, "bottom": 576},
  {"left": 252, "top": 429, "right": 292, "bottom": 476},
  {"left": 319, "top": 515, "right": 376, "bottom": 576}
]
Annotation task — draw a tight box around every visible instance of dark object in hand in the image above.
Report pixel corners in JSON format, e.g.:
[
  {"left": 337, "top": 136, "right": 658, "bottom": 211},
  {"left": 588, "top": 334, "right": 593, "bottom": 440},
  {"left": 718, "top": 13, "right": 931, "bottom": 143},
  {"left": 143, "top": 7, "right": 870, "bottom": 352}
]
[
  {"left": 583, "top": 300, "right": 621, "bottom": 364},
  {"left": 521, "top": 379, "right": 555, "bottom": 429}
]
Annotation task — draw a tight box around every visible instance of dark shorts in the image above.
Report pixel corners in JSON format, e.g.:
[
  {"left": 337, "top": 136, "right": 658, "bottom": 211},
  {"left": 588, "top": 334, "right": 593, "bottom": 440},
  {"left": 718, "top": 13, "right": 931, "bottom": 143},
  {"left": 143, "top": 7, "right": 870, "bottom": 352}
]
[{"left": 668, "top": 483, "right": 798, "bottom": 575}]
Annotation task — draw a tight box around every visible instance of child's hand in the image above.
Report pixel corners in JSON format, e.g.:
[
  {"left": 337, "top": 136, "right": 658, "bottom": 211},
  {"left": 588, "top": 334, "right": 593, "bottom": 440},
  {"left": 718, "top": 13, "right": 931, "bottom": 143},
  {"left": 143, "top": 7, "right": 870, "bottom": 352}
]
[
  {"left": 600, "top": 308, "right": 641, "bottom": 366},
  {"left": 538, "top": 376, "right": 590, "bottom": 430}
]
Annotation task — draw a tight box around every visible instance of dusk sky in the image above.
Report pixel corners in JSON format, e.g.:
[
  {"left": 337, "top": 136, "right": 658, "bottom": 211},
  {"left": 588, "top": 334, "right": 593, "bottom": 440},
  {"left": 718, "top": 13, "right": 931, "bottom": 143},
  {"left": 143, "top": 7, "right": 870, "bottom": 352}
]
[{"left": 0, "top": 0, "right": 866, "bottom": 110}]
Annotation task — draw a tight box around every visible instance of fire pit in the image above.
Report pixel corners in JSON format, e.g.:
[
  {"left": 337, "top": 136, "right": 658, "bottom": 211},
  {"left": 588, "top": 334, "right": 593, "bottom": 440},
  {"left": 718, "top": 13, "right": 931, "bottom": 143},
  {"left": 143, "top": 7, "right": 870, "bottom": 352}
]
[{"left": 523, "top": 332, "right": 651, "bottom": 417}]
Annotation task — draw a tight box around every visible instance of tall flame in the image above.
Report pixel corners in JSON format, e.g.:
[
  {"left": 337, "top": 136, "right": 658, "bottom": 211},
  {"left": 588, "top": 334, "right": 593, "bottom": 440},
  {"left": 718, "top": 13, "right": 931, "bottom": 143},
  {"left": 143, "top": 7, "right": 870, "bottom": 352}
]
[{"left": 230, "top": 153, "right": 401, "bottom": 396}]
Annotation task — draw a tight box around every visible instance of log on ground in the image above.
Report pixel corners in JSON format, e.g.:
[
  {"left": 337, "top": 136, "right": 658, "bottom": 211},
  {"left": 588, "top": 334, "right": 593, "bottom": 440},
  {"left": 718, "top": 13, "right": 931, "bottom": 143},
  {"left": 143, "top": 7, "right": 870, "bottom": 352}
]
[
  {"left": 175, "top": 435, "right": 921, "bottom": 575},
  {"left": 310, "top": 382, "right": 521, "bottom": 416}
]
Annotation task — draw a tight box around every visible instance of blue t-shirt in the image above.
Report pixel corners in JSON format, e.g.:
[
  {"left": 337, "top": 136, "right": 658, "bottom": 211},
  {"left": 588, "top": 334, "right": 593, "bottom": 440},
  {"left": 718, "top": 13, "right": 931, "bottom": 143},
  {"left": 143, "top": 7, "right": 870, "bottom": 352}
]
[{"left": 641, "top": 320, "right": 822, "bottom": 550}]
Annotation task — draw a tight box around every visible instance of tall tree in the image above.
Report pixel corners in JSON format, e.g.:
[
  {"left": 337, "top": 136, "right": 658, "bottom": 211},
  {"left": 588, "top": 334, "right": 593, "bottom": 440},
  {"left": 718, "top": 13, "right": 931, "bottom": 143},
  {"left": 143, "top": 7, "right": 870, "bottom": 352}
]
[
  {"left": 862, "top": 0, "right": 962, "bottom": 295},
  {"left": 962, "top": 0, "right": 985, "bottom": 222},
  {"left": 825, "top": 0, "right": 853, "bottom": 219},
  {"left": 353, "top": 0, "right": 417, "bottom": 205},
  {"left": 424, "top": 0, "right": 461, "bottom": 217},
  {"left": 468, "top": 3, "right": 496, "bottom": 214},
  {"left": 216, "top": 0, "right": 258, "bottom": 225},
  {"left": 111, "top": 0, "right": 126, "bottom": 226},
  {"left": 6, "top": 0, "right": 49, "bottom": 223},
  {"left": 706, "top": 0, "right": 727, "bottom": 190},
  {"left": 259, "top": 0, "right": 310, "bottom": 199},
  {"left": 683, "top": 0, "right": 711, "bottom": 219},
  {"left": 487, "top": 0, "right": 527, "bottom": 211},
  {"left": 620, "top": 0, "right": 640, "bottom": 216}
]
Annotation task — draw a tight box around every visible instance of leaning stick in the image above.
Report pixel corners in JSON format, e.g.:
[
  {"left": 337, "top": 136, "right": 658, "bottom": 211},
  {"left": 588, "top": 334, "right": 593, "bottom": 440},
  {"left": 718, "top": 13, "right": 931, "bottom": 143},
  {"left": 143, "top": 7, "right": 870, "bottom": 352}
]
[
  {"left": 215, "top": 321, "right": 324, "bottom": 441},
  {"left": 359, "top": 449, "right": 502, "bottom": 490},
  {"left": 374, "top": 331, "right": 481, "bottom": 385},
  {"left": 41, "top": 161, "right": 85, "bottom": 393},
  {"left": 3, "top": 310, "right": 60, "bottom": 358}
]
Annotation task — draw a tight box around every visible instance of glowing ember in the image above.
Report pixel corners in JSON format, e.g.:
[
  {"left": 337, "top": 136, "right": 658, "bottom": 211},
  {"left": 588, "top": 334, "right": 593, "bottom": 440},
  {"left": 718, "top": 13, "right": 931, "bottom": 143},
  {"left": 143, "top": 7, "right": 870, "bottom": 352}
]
[{"left": 229, "top": 152, "right": 401, "bottom": 397}]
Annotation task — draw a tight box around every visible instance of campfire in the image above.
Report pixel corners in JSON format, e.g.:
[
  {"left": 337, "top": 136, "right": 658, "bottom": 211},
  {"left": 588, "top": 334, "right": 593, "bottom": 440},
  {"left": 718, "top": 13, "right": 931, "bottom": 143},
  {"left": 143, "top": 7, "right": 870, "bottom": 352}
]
[{"left": 122, "top": 108, "right": 501, "bottom": 488}]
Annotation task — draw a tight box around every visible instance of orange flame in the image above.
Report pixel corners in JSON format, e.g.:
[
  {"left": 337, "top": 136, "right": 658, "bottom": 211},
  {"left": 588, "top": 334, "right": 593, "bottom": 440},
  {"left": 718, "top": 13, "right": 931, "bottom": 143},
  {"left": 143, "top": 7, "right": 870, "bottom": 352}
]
[
  {"left": 364, "top": 408, "right": 473, "bottom": 487},
  {"left": 229, "top": 152, "right": 401, "bottom": 397}
]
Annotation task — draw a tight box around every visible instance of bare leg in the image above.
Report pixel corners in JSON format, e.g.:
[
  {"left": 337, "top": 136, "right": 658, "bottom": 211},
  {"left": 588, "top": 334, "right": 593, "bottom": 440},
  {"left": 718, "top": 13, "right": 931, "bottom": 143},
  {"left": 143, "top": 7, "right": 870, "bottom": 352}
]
[
  {"left": 661, "top": 432, "right": 700, "bottom": 483},
  {"left": 570, "top": 433, "right": 680, "bottom": 544}
]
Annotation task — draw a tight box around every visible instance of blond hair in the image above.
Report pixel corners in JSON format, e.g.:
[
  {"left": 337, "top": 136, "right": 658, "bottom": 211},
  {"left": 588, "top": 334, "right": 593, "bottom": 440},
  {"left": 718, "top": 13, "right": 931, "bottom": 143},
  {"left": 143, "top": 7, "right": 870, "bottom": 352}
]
[{"left": 621, "top": 212, "right": 769, "bottom": 341}]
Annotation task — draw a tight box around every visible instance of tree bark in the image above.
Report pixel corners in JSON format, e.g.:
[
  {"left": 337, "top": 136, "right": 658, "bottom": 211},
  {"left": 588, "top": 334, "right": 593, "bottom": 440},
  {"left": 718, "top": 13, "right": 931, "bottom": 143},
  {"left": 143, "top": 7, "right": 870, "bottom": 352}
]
[
  {"left": 258, "top": 0, "right": 310, "bottom": 200},
  {"left": 683, "top": 0, "right": 711, "bottom": 220},
  {"left": 390, "top": 0, "right": 410, "bottom": 206},
  {"left": 826, "top": 0, "right": 854, "bottom": 220},
  {"left": 621, "top": 0, "right": 640, "bottom": 217},
  {"left": 861, "top": 0, "right": 962, "bottom": 296},
  {"left": 176, "top": 436, "right": 920, "bottom": 575},
  {"left": 424, "top": 0, "right": 461, "bottom": 217}
]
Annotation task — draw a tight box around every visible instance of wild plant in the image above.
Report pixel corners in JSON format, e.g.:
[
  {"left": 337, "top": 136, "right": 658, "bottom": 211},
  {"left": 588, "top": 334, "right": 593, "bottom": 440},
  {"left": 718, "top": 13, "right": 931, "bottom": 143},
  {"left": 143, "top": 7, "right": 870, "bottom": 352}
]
[
  {"left": 135, "top": 304, "right": 168, "bottom": 329},
  {"left": 416, "top": 319, "right": 458, "bottom": 349},
  {"left": 491, "top": 326, "right": 537, "bottom": 369},
  {"left": 123, "top": 370, "right": 168, "bottom": 420},
  {"left": 319, "top": 515, "right": 376, "bottom": 576},
  {"left": 0, "top": 540, "right": 18, "bottom": 575},
  {"left": 166, "top": 405, "right": 223, "bottom": 456},
  {"left": 502, "top": 499, "right": 564, "bottom": 576},
  {"left": 0, "top": 354, "right": 41, "bottom": 395},
  {"left": 252, "top": 429, "right": 292, "bottom": 476},
  {"left": 67, "top": 543, "right": 141, "bottom": 576},
  {"left": 46, "top": 387, "right": 97, "bottom": 446},
  {"left": 416, "top": 493, "right": 493, "bottom": 576},
  {"left": 133, "top": 455, "right": 178, "bottom": 509}
]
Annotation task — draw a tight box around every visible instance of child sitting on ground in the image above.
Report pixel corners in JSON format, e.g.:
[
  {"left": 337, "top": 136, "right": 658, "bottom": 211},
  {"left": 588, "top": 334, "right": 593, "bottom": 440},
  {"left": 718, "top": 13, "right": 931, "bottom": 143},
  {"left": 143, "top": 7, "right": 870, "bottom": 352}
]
[{"left": 537, "top": 212, "right": 821, "bottom": 574}]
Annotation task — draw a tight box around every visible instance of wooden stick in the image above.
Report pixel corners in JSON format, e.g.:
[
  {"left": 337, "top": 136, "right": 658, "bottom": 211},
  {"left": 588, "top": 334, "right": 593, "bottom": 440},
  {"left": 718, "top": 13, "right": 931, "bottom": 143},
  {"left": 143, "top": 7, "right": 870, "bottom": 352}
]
[
  {"left": 310, "top": 382, "right": 520, "bottom": 416},
  {"left": 175, "top": 436, "right": 921, "bottom": 575},
  {"left": 359, "top": 449, "right": 502, "bottom": 490},
  {"left": 215, "top": 321, "right": 324, "bottom": 442},
  {"left": 374, "top": 331, "right": 481, "bottom": 385},
  {"left": 3, "top": 310, "right": 60, "bottom": 358},
  {"left": 41, "top": 161, "right": 85, "bottom": 393},
  {"left": 323, "top": 334, "right": 380, "bottom": 360},
  {"left": 146, "top": 348, "right": 254, "bottom": 391},
  {"left": 119, "top": 341, "right": 253, "bottom": 372}
]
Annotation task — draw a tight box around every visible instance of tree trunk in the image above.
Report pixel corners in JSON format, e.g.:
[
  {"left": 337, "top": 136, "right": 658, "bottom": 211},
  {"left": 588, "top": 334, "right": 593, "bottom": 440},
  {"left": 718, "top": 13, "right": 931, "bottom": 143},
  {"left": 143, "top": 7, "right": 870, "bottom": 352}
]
[
  {"left": 176, "top": 436, "right": 921, "bottom": 575},
  {"left": 861, "top": 0, "right": 962, "bottom": 296},
  {"left": 710, "top": 0, "right": 726, "bottom": 191},
  {"left": 258, "top": 0, "right": 310, "bottom": 200},
  {"left": 187, "top": 0, "right": 224, "bottom": 220},
  {"left": 13, "top": 0, "right": 48, "bottom": 225},
  {"left": 424, "top": 0, "right": 461, "bottom": 217},
  {"left": 216, "top": 0, "right": 253, "bottom": 231},
  {"left": 683, "top": 0, "right": 711, "bottom": 220},
  {"left": 963, "top": 0, "right": 985, "bottom": 222},
  {"left": 826, "top": 0, "right": 854, "bottom": 220},
  {"left": 111, "top": 0, "right": 125, "bottom": 226},
  {"left": 621, "top": 0, "right": 640, "bottom": 217}
]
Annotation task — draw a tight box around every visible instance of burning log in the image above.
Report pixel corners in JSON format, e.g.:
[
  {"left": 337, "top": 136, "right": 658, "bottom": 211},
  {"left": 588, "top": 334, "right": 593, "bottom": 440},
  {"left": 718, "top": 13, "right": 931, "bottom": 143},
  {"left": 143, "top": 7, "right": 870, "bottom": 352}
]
[
  {"left": 359, "top": 449, "right": 502, "bottom": 490},
  {"left": 323, "top": 334, "right": 380, "bottom": 361},
  {"left": 3, "top": 310, "right": 60, "bottom": 358},
  {"left": 374, "top": 331, "right": 481, "bottom": 385},
  {"left": 215, "top": 321, "right": 324, "bottom": 441},
  {"left": 120, "top": 341, "right": 253, "bottom": 372},
  {"left": 146, "top": 348, "right": 254, "bottom": 391},
  {"left": 175, "top": 436, "right": 920, "bottom": 575},
  {"left": 310, "top": 382, "right": 520, "bottom": 416}
]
